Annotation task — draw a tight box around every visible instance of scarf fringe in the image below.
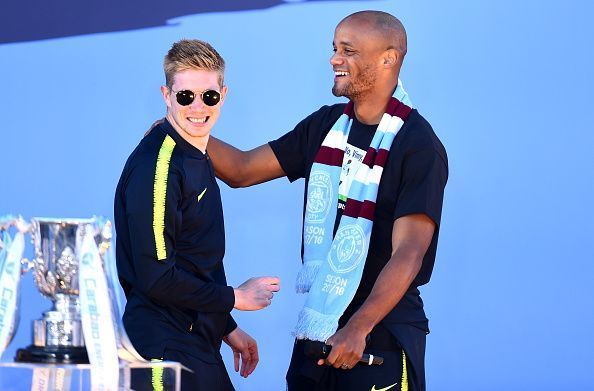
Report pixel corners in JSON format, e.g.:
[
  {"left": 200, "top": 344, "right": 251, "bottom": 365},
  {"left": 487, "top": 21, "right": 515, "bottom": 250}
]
[
  {"left": 293, "top": 307, "right": 340, "bottom": 342},
  {"left": 295, "top": 262, "right": 321, "bottom": 293}
]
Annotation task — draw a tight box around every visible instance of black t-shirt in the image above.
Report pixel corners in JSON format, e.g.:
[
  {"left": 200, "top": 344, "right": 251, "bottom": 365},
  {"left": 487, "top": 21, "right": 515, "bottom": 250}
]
[{"left": 269, "top": 104, "right": 448, "bottom": 329}]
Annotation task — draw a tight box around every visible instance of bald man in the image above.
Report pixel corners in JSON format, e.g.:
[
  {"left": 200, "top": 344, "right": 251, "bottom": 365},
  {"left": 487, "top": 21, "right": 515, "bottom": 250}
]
[{"left": 208, "top": 11, "right": 448, "bottom": 391}]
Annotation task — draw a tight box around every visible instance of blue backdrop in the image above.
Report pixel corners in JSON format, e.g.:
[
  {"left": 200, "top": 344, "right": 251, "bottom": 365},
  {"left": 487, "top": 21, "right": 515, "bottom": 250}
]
[{"left": 1, "top": 0, "right": 593, "bottom": 389}]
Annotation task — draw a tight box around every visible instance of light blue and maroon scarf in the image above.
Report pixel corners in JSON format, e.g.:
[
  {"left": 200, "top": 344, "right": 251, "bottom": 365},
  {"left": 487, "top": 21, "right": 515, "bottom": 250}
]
[{"left": 295, "top": 80, "right": 414, "bottom": 341}]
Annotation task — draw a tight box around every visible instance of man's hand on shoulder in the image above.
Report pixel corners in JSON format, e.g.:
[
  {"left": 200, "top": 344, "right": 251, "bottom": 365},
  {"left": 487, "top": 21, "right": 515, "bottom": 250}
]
[
  {"left": 234, "top": 276, "right": 280, "bottom": 311},
  {"left": 223, "top": 327, "right": 259, "bottom": 377},
  {"left": 144, "top": 118, "right": 165, "bottom": 137},
  {"left": 207, "top": 140, "right": 285, "bottom": 188}
]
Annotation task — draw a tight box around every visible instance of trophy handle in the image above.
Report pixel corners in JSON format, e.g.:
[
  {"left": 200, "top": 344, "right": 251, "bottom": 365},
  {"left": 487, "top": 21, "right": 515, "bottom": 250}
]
[
  {"left": 1, "top": 217, "right": 32, "bottom": 277},
  {"left": 21, "top": 258, "right": 35, "bottom": 275},
  {"left": 93, "top": 217, "right": 112, "bottom": 257},
  {"left": 0, "top": 215, "right": 17, "bottom": 231}
]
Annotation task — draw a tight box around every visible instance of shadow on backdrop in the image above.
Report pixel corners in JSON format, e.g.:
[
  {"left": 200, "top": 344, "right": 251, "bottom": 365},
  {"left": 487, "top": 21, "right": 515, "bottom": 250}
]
[{"left": 1, "top": 0, "right": 370, "bottom": 44}]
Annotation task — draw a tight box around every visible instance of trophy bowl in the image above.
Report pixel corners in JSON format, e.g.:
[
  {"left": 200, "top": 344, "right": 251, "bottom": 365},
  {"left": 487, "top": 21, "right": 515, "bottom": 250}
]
[{"left": 15, "top": 217, "right": 97, "bottom": 363}]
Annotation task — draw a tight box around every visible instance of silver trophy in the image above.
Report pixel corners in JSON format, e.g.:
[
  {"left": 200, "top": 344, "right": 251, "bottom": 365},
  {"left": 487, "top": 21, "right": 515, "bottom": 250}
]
[{"left": 15, "top": 217, "right": 109, "bottom": 363}]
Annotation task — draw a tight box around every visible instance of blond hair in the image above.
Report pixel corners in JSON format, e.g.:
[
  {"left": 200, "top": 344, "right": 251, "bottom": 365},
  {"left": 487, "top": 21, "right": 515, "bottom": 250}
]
[{"left": 164, "top": 39, "right": 225, "bottom": 88}]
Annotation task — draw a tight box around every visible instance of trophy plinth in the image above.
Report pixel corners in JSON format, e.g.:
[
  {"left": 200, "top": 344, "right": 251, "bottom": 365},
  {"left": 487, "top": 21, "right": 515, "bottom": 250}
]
[
  {"left": 14, "top": 218, "right": 96, "bottom": 364},
  {"left": 15, "top": 345, "right": 89, "bottom": 364}
]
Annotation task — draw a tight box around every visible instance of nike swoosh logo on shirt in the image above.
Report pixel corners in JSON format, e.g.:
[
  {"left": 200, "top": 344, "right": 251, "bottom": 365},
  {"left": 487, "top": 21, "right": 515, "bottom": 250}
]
[
  {"left": 197, "top": 187, "right": 207, "bottom": 202},
  {"left": 371, "top": 383, "right": 397, "bottom": 391}
]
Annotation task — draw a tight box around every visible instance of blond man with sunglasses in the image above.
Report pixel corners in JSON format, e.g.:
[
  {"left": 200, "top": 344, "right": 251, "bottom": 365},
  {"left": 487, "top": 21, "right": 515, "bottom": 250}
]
[{"left": 114, "top": 39, "right": 280, "bottom": 391}]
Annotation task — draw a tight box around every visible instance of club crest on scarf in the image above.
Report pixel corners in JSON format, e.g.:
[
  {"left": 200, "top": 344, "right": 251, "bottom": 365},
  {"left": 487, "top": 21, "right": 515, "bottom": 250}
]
[
  {"left": 306, "top": 171, "right": 334, "bottom": 224},
  {"left": 329, "top": 224, "right": 366, "bottom": 274}
]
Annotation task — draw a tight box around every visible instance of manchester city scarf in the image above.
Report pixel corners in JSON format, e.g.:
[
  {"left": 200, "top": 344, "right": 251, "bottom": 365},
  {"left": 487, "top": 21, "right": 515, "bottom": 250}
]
[{"left": 295, "top": 80, "right": 414, "bottom": 341}]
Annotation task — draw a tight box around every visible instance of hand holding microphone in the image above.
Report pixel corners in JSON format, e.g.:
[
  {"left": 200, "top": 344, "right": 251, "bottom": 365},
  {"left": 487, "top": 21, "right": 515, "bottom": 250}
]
[{"left": 303, "top": 340, "right": 384, "bottom": 367}]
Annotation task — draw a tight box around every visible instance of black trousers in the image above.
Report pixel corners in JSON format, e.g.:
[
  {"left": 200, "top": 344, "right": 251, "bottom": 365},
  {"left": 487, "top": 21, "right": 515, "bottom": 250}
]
[
  {"left": 130, "top": 347, "right": 234, "bottom": 391},
  {"left": 287, "top": 324, "right": 415, "bottom": 391}
]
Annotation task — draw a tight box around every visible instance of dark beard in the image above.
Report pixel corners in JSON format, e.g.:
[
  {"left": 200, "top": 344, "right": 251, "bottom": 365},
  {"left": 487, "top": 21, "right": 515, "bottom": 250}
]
[
  {"left": 332, "top": 82, "right": 355, "bottom": 98},
  {"left": 331, "top": 64, "right": 376, "bottom": 100}
]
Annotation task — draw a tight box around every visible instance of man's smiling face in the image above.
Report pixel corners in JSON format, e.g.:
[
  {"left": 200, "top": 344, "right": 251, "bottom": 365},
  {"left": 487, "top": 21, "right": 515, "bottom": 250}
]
[
  {"left": 162, "top": 68, "right": 227, "bottom": 142},
  {"left": 330, "top": 18, "right": 388, "bottom": 101}
]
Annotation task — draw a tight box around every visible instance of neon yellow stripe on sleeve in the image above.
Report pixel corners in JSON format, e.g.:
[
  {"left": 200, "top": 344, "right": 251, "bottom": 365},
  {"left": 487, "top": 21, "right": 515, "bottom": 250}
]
[
  {"left": 153, "top": 135, "right": 176, "bottom": 261},
  {"left": 401, "top": 349, "right": 408, "bottom": 391},
  {"left": 151, "top": 358, "right": 164, "bottom": 391}
]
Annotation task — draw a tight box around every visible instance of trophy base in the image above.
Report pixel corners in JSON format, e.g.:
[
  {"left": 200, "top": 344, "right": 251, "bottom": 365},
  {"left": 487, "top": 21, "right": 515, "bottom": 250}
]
[{"left": 15, "top": 345, "right": 89, "bottom": 364}]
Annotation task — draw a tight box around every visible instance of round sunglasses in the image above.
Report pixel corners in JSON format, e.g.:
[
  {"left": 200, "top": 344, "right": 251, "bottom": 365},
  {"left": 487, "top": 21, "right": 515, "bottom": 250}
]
[{"left": 171, "top": 89, "right": 221, "bottom": 106}]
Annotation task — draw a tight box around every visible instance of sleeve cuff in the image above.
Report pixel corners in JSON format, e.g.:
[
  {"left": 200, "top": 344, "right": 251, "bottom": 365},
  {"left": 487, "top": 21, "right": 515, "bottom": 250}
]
[
  {"left": 220, "top": 285, "right": 235, "bottom": 313},
  {"left": 224, "top": 315, "right": 238, "bottom": 336},
  {"left": 267, "top": 141, "right": 298, "bottom": 182}
]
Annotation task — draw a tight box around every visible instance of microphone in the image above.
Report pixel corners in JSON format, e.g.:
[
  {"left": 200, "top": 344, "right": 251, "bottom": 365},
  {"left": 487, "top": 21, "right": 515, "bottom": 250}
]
[{"left": 303, "top": 340, "right": 384, "bottom": 366}]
